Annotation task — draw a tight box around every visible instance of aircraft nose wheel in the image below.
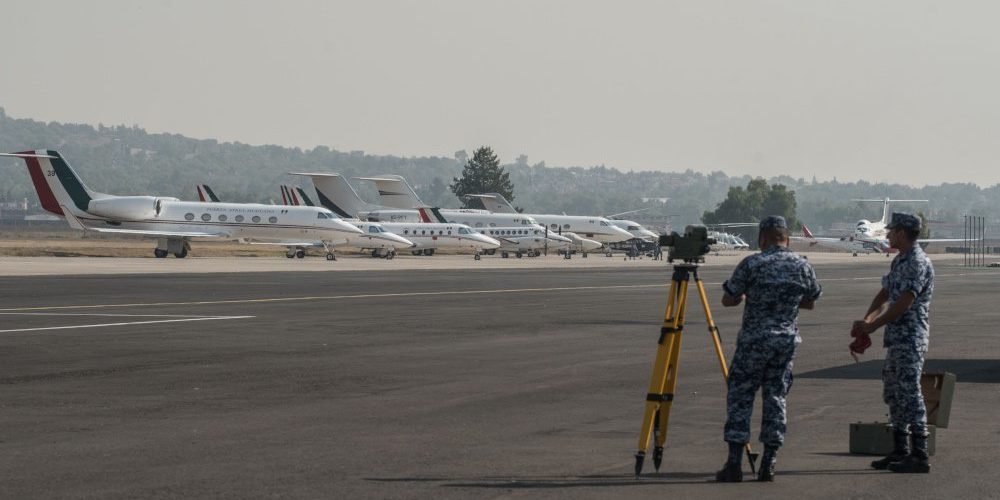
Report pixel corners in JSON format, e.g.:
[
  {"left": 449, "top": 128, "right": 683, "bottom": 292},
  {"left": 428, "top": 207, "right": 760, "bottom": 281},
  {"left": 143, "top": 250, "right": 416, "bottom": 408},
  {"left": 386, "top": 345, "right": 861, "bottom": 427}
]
[
  {"left": 154, "top": 248, "right": 169, "bottom": 258},
  {"left": 474, "top": 253, "right": 481, "bottom": 260},
  {"left": 326, "top": 253, "right": 336, "bottom": 261},
  {"left": 295, "top": 249, "right": 306, "bottom": 259}
]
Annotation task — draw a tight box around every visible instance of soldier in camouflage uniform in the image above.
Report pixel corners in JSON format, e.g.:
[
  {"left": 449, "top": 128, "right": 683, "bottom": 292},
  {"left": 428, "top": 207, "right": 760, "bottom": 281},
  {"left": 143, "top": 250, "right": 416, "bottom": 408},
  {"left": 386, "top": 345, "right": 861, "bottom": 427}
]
[
  {"left": 852, "top": 212, "right": 934, "bottom": 474},
  {"left": 716, "top": 216, "right": 822, "bottom": 482}
]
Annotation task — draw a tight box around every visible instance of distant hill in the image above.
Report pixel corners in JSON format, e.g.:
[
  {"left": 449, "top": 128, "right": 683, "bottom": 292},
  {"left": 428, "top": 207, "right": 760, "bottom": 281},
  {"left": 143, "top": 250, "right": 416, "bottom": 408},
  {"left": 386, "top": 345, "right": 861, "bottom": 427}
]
[{"left": 1, "top": 107, "right": 996, "bottom": 234}]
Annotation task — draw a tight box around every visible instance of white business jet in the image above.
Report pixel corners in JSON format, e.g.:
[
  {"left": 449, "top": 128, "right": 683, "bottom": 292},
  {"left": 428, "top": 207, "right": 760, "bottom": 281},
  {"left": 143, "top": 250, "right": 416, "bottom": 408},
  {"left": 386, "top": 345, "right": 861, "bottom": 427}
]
[
  {"left": 287, "top": 174, "right": 501, "bottom": 259},
  {"left": 197, "top": 183, "right": 414, "bottom": 259},
  {"left": 357, "top": 176, "right": 634, "bottom": 245},
  {"left": 3, "top": 150, "right": 363, "bottom": 259},
  {"left": 794, "top": 198, "right": 967, "bottom": 256}
]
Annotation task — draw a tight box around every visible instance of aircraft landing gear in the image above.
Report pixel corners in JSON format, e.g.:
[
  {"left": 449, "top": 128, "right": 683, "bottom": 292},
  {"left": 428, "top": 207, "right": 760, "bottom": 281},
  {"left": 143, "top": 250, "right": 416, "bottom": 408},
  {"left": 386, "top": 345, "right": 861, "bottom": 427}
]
[
  {"left": 326, "top": 253, "right": 336, "bottom": 261},
  {"left": 474, "top": 251, "right": 481, "bottom": 261},
  {"left": 386, "top": 250, "right": 396, "bottom": 260},
  {"left": 154, "top": 248, "right": 169, "bottom": 258},
  {"left": 286, "top": 250, "right": 295, "bottom": 259},
  {"left": 422, "top": 248, "right": 435, "bottom": 256},
  {"left": 295, "top": 248, "right": 306, "bottom": 259},
  {"left": 516, "top": 251, "right": 523, "bottom": 258},
  {"left": 501, "top": 251, "right": 509, "bottom": 258},
  {"left": 485, "top": 249, "right": 496, "bottom": 255},
  {"left": 174, "top": 246, "right": 188, "bottom": 258}
]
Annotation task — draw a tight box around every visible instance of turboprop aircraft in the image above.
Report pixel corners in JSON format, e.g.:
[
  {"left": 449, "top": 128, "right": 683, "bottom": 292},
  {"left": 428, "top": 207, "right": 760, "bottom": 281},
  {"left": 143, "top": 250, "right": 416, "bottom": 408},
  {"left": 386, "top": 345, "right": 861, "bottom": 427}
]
[
  {"left": 793, "top": 198, "right": 967, "bottom": 256},
  {"left": 284, "top": 177, "right": 501, "bottom": 259},
  {"left": 355, "top": 176, "right": 634, "bottom": 244},
  {"left": 3, "top": 150, "right": 363, "bottom": 259},
  {"left": 196, "top": 183, "right": 414, "bottom": 259}
]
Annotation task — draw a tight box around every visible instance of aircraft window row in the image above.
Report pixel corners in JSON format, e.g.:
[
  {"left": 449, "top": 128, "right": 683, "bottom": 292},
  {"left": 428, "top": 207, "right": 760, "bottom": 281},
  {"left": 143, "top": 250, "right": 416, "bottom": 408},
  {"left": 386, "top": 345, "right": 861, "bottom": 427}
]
[
  {"left": 401, "top": 229, "right": 451, "bottom": 236},
  {"left": 486, "top": 229, "right": 533, "bottom": 236},
  {"left": 600, "top": 221, "right": 609, "bottom": 226},
  {"left": 188, "top": 212, "right": 276, "bottom": 224}
]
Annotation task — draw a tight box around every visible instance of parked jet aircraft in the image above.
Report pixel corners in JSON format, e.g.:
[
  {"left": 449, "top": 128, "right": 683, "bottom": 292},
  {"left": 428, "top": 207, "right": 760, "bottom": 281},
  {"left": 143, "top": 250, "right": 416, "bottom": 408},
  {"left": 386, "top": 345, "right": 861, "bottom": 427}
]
[
  {"left": 467, "top": 193, "right": 659, "bottom": 242},
  {"left": 283, "top": 177, "right": 501, "bottom": 259},
  {"left": 356, "top": 176, "right": 634, "bottom": 244},
  {"left": 793, "top": 198, "right": 967, "bottom": 256},
  {"left": 195, "top": 183, "right": 415, "bottom": 259},
  {"left": 414, "top": 208, "right": 572, "bottom": 258},
  {"left": 3, "top": 150, "right": 363, "bottom": 259}
]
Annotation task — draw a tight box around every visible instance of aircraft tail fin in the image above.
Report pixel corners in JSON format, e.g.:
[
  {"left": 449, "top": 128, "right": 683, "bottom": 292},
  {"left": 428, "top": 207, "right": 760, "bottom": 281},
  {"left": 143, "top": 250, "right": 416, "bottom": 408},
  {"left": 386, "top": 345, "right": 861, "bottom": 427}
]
[
  {"left": 294, "top": 186, "right": 315, "bottom": 207},
  {"left": 802, "top": 224, "right": 815, "bottom": 239},
  {"left": 197, "top": 184, "right": 220, "bottom": 202},
  {"left": 466, "top": 193, "right": 517, "bottom": 213},
  {"left": 1, "top": 150, "right": 106, "bottom": 216},
  {"left": 851, "top": 198, "right": 930, "bottom": 225},
  {"left": 354, "top": 175, "right": 424, "bottom": 209},
  {"left": 289, "top": 173, "right": 370, "bottom": 218}
]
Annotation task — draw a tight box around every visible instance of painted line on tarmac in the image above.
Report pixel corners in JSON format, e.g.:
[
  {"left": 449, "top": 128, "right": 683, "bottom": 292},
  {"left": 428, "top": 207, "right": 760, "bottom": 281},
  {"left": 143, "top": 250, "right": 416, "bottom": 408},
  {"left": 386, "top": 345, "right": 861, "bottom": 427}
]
[
  {"left": 0, "top": 315, "right": 254, "bottom": 333},
  {"left": 0, "top": 272, "right": 977, "bottom": 313},
  {"left": 0, "top": 312, "right": 230, "bottom": 318}
]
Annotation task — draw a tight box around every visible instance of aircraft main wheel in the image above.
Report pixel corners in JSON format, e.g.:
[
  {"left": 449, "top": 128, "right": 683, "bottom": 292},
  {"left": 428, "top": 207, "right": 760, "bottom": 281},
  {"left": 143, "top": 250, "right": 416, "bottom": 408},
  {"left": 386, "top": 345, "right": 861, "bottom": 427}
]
[
  {"left": 326, "top": 253, "right": 336, "bottom": 261},
  {"left": 582, "top": 252, "right": 588, "bottom": 258},
  {"left": 154, "top": 248, "right": 169, "bottom": 258},
  {"left": 295, "top": 249, "right": 306, "bottom": 259},
  {"left": 386, "top": 250, "right": 395, "bottom": 260},
  {"left": 412, "top": 250, "right": 422, "bottom": 256},
  {"left": 423, "top": 248, "right": 435, "bottom": 256},
  {"left": 516, "top": 252, "right": 523, "bottom": 258},
  {"left": 174, "top": 247, "right": 188, "bottom": 258},
  {"left": 501, "top": 251, "right": 509, "bottom": 258},
  {"left": 285, "top": 252, "right": 295, "bottom": 259},
  {"left": 474, "top": 253, "right": 481, "bottom": 261}
]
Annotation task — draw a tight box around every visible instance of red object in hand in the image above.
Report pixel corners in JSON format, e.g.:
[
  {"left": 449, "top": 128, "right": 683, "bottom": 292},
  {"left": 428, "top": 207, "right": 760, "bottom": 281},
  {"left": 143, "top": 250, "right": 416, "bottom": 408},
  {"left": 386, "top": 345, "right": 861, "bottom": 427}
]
[{"left": 849, "top": 330, "right": 872, "bottom": 355}]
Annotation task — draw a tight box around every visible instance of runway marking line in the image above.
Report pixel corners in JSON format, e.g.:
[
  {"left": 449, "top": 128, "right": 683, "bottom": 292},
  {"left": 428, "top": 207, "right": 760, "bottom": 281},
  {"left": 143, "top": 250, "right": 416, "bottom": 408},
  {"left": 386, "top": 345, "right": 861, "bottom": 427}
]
[
  {"left": 0, "top": 272, "right": 978, "bottom": 313},
  {"left": 0, "top": 313, "right": 254, "bottom": 333}
]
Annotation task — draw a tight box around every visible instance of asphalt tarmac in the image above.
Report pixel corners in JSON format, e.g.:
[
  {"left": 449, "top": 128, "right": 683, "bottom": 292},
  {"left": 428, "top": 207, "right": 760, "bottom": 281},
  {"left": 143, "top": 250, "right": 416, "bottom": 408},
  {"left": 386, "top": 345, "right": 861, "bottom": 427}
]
[{"left": 0, "top": 258, "right": 998, "bottom": 499}]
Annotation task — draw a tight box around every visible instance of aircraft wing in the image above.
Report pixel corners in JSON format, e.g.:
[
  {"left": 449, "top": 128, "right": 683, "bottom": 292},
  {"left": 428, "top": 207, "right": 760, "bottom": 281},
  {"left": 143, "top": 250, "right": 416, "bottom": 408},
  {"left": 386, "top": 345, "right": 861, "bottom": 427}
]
[
  {"left": 920, "top": 238, "right": 973, "bottom": 243},
  {"left": 62, "top": 207, "right": 229, "bottom": 239}
]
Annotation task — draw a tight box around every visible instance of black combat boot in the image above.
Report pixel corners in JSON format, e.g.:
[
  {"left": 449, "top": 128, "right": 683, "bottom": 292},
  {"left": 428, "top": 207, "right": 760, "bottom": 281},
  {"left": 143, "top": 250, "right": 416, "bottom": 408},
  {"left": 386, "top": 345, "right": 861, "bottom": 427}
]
[
  {"left": 888, "top": 433, "right": 930, "bottom": 473},
  {"left": 871, "top": 428, "right": 910, "bottom": 470},
  {"left": 757, "top": 445, "right": 778, "bottom": 481},
  {"left": 716, "top": 442, "right": 744, "bottom": 482}
]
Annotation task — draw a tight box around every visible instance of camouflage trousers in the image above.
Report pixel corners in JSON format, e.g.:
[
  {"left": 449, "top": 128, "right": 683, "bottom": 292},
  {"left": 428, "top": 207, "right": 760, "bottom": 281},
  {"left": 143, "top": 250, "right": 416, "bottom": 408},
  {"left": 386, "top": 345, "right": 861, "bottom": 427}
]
[
  {"left": 723, "top": 336, "right": 796, "bottom": 447},
  {"left": 883, "top": 344, "right": 928, "bottom": 437}
]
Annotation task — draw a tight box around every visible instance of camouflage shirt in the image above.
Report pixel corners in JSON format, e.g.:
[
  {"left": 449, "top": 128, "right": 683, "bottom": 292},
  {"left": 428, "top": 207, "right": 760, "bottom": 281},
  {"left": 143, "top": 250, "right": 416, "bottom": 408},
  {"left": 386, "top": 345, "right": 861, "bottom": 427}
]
[
  {"left": 723, "top": 246, "right": 822, "bottom": 342},
  {"left": 882, "top": 245, "right": 934, "bottom": 350}
]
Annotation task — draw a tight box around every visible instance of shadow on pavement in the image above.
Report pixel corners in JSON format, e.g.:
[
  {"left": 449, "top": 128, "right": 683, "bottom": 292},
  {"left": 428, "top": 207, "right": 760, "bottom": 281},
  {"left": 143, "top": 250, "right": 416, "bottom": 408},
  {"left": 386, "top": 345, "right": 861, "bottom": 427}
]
[
  {"left": 366, "top": 469, "right": 875, "bottom": 489},
  {"left": 798, "top": 358, "right": 1000, "bottom": 383}
]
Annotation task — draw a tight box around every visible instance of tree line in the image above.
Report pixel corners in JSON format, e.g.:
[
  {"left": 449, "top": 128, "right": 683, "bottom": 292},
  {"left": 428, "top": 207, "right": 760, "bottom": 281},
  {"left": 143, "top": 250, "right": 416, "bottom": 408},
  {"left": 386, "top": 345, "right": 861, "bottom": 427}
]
[{"left": 0, "top": 108, "right": 997, "bottom": 235}]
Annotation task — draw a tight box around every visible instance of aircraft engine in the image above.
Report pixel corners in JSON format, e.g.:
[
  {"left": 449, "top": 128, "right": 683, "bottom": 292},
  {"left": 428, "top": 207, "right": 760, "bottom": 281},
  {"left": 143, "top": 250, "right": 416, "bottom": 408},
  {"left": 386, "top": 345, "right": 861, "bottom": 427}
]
[{"left": 88, "top": 196, "right": 169, "bottom": 220}]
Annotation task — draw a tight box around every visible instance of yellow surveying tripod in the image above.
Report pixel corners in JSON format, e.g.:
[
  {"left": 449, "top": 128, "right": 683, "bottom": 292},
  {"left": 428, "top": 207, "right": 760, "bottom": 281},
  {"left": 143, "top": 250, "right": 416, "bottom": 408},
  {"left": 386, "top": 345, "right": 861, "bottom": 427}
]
[{"left": 634, "top": 262, "right": 758, "bottom": 476}]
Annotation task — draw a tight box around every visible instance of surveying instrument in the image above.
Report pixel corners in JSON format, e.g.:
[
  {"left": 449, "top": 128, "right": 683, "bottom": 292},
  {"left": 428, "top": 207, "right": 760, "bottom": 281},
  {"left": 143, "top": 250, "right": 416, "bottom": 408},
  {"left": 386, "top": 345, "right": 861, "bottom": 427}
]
[{"left": 633, "top": 225, "right": 758, "bottom": 476}]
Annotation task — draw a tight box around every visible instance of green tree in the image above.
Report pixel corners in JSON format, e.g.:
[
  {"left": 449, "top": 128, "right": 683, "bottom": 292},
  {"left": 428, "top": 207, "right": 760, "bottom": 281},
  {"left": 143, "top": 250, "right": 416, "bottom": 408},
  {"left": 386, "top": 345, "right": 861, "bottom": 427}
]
[
  {"left": 702, "top": 178, "right": 799, "bottom": 230},
  {"left": 449, "top": 146, "right": 515, "bottom": 209}
]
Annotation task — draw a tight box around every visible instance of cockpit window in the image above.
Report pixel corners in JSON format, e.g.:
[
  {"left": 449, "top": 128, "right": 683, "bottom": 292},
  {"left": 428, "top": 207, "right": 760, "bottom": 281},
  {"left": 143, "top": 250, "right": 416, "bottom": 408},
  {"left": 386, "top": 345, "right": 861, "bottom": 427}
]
[
  {"left": 458, "top": 227, "right": 470, "bottom": 234},
  {"left": 628, "top": 226, "right": 640, "bottom": 231},
  {"left": 600, "top": 220, "right": 609, "bottom": 226},
  {"left": 368, "top": 226, "right": 381, "bottom": 233}
]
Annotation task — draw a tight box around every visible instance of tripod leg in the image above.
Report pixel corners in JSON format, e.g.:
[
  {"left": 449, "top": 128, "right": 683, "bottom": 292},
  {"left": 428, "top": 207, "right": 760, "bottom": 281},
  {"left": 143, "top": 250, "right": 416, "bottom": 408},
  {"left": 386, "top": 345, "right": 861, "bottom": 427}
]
[
  {"left": 652, "top": 280, "right": 689, "bottom": 472},
  {"left": 693, "top": 277, "right": 759, "bottom": 475},
  {"left": 635, "top": 280, "right": 681, "bottom": 476}
]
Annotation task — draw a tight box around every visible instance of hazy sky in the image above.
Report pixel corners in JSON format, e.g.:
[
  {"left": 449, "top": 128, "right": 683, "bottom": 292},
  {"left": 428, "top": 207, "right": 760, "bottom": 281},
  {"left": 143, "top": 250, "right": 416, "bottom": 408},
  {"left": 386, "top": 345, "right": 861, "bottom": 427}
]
[{"left": 3, "top": 1, "right": 999, "bottom": 186}]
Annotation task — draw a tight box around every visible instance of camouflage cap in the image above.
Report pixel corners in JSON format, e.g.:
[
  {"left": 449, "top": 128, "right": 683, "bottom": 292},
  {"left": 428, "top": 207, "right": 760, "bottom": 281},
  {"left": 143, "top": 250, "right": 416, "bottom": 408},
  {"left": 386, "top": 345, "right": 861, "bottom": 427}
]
[
  {"left": 758, "top": 215, "right": 788, "bottom": 231},
  {"left": 886, "top": 212, "right": 921, "bottom": 232}
]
